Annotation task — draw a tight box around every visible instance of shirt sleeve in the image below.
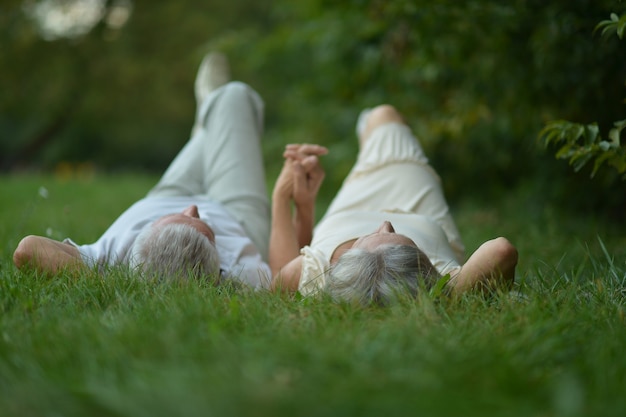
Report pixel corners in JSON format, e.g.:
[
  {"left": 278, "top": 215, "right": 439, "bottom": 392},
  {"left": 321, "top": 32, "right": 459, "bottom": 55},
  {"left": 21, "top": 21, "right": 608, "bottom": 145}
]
[
  {"left": 63, "top": 238, "right": 107, "bottom": 268},
  {"left": 298, "top": 246, "right": 330, "bottom": 296},
  {"left": 227, "top": 261, "right": 272, "bottom": 290}
]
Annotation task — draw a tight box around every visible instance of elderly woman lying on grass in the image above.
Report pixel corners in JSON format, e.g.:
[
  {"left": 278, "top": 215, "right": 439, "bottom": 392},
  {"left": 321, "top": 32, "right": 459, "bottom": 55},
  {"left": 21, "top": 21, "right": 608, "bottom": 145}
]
[{"left": 270, "top": 104, "right": 518, "bottom": 306}]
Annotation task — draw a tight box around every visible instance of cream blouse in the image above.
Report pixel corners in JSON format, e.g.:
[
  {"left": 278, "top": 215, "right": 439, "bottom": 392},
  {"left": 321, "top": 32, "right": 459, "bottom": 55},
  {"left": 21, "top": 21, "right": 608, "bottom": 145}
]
[{"left": 298, "top": 211, "right": 463, "bottom": 296}]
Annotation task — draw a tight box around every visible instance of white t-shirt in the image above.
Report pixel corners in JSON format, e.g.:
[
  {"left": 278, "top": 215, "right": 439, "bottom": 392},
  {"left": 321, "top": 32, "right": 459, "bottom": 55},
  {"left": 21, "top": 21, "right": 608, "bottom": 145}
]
[{"left": 64, "top": 196, "right": 271, "bottom": 288}]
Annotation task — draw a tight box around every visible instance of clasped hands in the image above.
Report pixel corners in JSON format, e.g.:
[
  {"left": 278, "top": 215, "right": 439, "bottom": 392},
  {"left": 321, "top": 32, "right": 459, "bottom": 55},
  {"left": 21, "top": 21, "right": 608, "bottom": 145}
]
[{"left": 273, "top": 144, "right": 328, "bottom": 208}]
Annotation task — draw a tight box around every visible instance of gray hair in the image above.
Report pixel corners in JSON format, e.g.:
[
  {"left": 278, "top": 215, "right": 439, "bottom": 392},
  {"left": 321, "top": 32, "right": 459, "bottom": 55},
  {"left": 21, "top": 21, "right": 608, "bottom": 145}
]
[
  {"left": 325, "top": 245, "right": 440, "bottom": 306},
  {"left": 130, "top": 223, "right": 220, "bottom": 282}
]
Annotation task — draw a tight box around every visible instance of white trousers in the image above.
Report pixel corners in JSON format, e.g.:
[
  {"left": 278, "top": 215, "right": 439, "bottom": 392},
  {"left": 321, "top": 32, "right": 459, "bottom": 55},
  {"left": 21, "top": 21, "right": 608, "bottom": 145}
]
[
  {"left": 147, "top": 82, "right": 270, "bottom": 260},
  {"left": 319, "top": 122, "right": 465, "bottom": 262}
]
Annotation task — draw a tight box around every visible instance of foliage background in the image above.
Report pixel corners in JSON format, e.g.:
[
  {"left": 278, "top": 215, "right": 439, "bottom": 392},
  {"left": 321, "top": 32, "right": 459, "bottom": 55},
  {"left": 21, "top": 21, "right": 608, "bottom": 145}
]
[{"left": 2, "top": 0, "right": 626, "bottom": 217}]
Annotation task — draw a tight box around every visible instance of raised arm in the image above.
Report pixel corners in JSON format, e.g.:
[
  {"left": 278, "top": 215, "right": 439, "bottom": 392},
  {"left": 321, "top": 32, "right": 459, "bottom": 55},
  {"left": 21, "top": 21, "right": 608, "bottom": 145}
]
[
  {"left": 269, "top": 144, "right": 327, "bottom": 291},
  {"left": 447, "top": 237, "right": 518, "bottom": 295},
  {"left": 270, "top": 159, "right": 301, "bottom": 277},
  {"left": 283, "top": 144, "right": 327, "bottom": 248},
  {"left": 13, "top": 235, "right": 85, "bottom": 276}
]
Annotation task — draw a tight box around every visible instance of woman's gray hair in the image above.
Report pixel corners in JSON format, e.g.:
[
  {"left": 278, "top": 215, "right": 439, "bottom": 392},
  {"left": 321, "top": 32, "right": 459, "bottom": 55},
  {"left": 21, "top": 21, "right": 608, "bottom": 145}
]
[
  {"left": 130, "top": 223, "right": 220, "bottom": 282},
  {"left": 325, "top": 245, "right": 440, "bottom": 306}
]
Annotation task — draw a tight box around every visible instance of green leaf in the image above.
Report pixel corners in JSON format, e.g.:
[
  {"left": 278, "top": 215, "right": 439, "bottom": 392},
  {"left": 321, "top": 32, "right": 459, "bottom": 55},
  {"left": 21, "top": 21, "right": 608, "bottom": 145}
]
[
  {"left": 602, "top": 25, "right": 617, "bottom": 38},
  {"left": 555, "top": 144, "right": 574, "bottom": 159},
  {"left": 592, "top": 152, "right": 612, "bottom": 177},
  {"left": 598, "top": 140, "right": 611, "bottom": 151},
  {"left": 608, "top": 127, "right": 622, "bottom": 147},
  {"left": 618, "top": 23, "right": 626, "bottom": 39},
  {"left": 429, "top": 274, "right": 451, "bottom": 299},
  {"left": 584, "top": 123, "right": 600, "bottom": 145},
  {"left": 613, "top": 119, "right": 626, "bottom": 130},
  {"left": 618, "top": 14, "right": 626, "bottom": 39},
  {"left": 539, "top": 123, "right": 563, "bottom": 146},
  {"left": 611, "top": 157, "right": 626, "bottom": 174},
  {"left": 571, "top": 151, "right": 593, "bottom": 172},
  {"left": 595, "top": 19, "right": 616, "bottom": 38},
  {"left": 542, "top": 130, "right": 560, "bottom": 146},
  {"left": 572, "top": 124, "right": 586, "bottom": 143}
]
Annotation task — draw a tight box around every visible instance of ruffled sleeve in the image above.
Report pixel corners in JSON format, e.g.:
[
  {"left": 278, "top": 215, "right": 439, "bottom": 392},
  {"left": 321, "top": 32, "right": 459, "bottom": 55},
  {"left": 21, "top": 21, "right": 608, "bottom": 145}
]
[{"left": 298, "top": 245, "right": 330, "bottom": 296}]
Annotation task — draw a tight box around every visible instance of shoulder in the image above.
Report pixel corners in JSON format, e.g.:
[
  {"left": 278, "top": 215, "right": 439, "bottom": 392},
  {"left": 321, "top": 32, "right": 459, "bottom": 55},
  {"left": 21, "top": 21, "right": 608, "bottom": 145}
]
[{"left": 271, "top": 255, "right": 303, "bottom": 292}]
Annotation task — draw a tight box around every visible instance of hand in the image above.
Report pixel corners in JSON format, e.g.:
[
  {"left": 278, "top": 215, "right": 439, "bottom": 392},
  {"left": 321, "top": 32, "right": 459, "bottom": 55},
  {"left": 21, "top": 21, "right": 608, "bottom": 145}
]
[
  {"left": 283, "top": 144, "right": 327, "bottom": 209},
  {"left": 273, "top": 158, "right": 297, "bottom": 203},
  {"left": 271, "top": 144, "right": 327, "bottom": 253},
  {"left": 283, "top": 143, "right": 328, "bottom": 161},
  {"left": 292, "top": 155, "right": 325, "bottom": 209}
]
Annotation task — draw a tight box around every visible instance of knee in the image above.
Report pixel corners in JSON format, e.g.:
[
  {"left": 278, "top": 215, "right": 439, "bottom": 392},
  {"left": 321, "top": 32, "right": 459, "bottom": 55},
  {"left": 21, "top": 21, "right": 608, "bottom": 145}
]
[
  {"left": 218, "top": 81, "right": 262, "bottom": 114},
  {"left": 360, "top": 104, "right": 405, "bottom": 145},
  {"left": 219, "top": 81, "right": 251, "bottom": 98},
  {"left": 368, "top": 105, "right": 404, "bottom": 126}
]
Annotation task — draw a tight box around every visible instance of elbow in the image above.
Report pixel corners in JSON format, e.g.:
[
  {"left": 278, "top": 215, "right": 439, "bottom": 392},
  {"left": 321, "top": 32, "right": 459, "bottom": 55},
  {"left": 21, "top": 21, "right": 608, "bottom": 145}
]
[
  {"left": 493, "top": 237, "right": 518, "bottom": 268},
  {"left": 492, "top": 237, "right": 518, "bottom": 284},
  {"left": 13, "top": 235, "right": 36, "bottom": 269}
]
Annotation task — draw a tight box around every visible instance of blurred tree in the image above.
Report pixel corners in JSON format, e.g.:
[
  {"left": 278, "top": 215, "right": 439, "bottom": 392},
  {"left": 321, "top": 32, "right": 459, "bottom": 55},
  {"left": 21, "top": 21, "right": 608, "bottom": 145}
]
[
  {"left": 1, "top": 0, "right": 625, "bottom": 216},
  {"left": 0, "top": 0, "right": 272, "bottom": 171},
  {"left": 220, "top": 0, "right": 626, "bottom": 213}
]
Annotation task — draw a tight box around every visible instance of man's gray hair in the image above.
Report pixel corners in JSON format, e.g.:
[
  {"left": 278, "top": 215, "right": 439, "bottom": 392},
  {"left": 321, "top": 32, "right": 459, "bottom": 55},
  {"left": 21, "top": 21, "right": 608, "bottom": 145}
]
[
  {"left": 325, "top": 245, "right": 440, "bottom": 306},
  {"left": 130, "top": 223, "right": 220, "bottom": 282}
]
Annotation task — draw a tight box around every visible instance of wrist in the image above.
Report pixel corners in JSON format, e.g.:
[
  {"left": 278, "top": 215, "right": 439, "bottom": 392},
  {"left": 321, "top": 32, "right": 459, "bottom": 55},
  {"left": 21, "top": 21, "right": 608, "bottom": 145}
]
[
  {"left": 272, "top": 197, "right": 293, "bottom": 219},
  {"left": 272, "top": 191, "right": 292, "bottom": 205},
  {"left": 295, "top": 205, "right": 314, "bottom": 222},
  {"left": 294, "top": 199, "right": 314, "bottom": 212}
]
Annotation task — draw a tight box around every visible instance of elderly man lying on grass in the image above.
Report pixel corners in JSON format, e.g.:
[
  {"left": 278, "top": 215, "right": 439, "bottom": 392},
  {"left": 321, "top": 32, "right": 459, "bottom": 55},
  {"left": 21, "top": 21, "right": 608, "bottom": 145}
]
[{"left": 14, "top": 53, "right": 271, "bottom": 288}]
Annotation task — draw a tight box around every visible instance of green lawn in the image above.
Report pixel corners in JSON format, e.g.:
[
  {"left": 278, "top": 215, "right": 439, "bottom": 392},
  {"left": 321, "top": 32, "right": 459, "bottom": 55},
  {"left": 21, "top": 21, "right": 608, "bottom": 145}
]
[{"left": 1, "top": 173, "right": 625, "bottom": 417}]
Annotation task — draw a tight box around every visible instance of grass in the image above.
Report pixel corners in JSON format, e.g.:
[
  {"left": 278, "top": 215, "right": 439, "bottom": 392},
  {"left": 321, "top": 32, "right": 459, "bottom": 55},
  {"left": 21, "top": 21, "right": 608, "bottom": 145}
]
[{"left": 1, "top": 172, "right": 625, "bottom": 417}]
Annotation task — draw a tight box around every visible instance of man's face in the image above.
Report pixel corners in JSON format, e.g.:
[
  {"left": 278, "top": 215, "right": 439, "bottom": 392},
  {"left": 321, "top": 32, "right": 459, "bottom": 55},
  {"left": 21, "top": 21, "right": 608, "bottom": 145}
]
[{"left": 152, "top": 205, "right": 215, "bottom": 243}]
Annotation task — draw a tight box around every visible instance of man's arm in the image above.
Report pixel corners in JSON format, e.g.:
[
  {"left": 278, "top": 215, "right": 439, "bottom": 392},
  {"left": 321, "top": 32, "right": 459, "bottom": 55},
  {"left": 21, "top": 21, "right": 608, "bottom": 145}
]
[
  {"left": 447, "top": 237, "right": 518, "bottom": 295},
  {"left": 13, "top": 235, "right": 85, "bottom": 276},
  {"left": 269, "top": 160, "right": 301, "bottom": 276}
]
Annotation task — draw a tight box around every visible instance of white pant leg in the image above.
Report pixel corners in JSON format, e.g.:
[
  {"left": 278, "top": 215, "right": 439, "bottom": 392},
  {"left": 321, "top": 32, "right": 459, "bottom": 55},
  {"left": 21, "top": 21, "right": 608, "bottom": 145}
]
[
  {"left": 319, "top": 123, "right": 465, "bottom": 261},
  {"left": 148, "top": 82, "right": 270, "bottom": 259}
]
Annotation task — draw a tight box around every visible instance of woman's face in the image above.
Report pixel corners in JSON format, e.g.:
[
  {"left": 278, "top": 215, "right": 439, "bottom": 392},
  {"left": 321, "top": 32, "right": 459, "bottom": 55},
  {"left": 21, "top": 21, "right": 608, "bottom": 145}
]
[{"left": 351, "top": 221, "right": 417, "bottom": 251}]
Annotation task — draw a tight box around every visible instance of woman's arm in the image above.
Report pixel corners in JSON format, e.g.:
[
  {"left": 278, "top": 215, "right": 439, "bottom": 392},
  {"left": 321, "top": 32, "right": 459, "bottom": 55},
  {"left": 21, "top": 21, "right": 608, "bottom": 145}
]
[
  {"left": 270, "top": 255, "right": 303, "bottom": 292},
  {"left": 447, "top": 237, "right": 518, "bottom": 295},
  {"left": 13, "top": 235, "right": 85, "bottom": 276},
  {"left": 284, "top": 144, "right": 327, "bottom": 248}
]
